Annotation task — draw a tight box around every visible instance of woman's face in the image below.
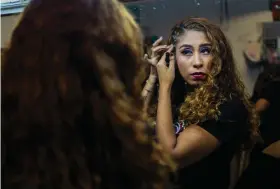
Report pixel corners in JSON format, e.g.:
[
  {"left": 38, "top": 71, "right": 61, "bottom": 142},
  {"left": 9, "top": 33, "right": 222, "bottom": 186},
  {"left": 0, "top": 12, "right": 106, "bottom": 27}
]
[{"left": 175, "top": 30, "right": 213, "bottom": 86}]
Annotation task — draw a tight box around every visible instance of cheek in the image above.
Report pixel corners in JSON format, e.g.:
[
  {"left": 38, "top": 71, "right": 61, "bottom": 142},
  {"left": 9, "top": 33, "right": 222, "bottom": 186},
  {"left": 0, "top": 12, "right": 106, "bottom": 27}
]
[
  {"left": 203, "top": 56, "right": 213, "bottom": 72},
  {"left": 176, "top": 55, "right": 191, "bottom": 75}
]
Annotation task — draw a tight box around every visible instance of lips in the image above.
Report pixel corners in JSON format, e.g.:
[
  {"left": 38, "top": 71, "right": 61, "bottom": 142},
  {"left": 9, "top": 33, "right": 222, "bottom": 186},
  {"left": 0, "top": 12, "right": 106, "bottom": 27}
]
[{"left": 191, "top": 72, "right": 206, "bottom": 80}]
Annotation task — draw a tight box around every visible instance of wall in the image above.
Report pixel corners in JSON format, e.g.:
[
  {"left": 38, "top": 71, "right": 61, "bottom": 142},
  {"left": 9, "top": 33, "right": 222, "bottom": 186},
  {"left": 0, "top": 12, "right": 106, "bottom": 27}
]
[
  {"left": 133, "top": 0, "right": 271, "bottom": 94},
  {"left": 223, "top": 11, "right": 273, "bottom": 94},
  {"left": 1, "top": 0, "right": 273, "bottom": 94},
  {"left": 1, "top": 14, "right": 20, "bottom": 47}
]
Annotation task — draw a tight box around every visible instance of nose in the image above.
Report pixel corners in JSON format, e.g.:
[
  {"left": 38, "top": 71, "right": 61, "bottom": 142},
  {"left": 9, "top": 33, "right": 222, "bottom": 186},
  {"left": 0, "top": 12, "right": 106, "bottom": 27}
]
[{"left": 193, "top": 53, "right": 203, "bottom": 68}]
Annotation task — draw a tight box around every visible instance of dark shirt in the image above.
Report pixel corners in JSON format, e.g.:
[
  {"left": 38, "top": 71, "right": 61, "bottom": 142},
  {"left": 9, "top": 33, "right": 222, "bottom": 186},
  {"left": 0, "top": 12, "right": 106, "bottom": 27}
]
[
  {"left": 172, "top": 97, "right": 249, "bottom": 189},
  {"left": 257, "top": 80, "right": 280, "bottom": 147}
]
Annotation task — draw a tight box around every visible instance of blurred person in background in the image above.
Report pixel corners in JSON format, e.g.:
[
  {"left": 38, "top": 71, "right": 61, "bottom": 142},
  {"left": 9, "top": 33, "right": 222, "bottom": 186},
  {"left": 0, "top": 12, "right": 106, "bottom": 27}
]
[
  {"left": 2, "top": 0, "right": 174, "bottom": 188},
  {"left": 234, "top": 64, "right": 280, "bottom": 189}
]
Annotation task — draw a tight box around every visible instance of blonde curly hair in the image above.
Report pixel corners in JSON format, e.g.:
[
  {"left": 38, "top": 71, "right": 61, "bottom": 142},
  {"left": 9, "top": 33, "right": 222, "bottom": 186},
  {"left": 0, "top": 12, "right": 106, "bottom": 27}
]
[{"left": 165, "top": 18, "right": 259, "bottom": 149}]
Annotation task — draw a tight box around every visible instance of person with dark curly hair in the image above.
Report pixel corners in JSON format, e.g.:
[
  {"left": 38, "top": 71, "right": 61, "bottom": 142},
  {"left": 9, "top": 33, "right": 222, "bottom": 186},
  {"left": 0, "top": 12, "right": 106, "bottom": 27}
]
[
  {"left": 1, "top": 0, "right": 175, "bottom": 189},
  {"left": 142, "top": 17, "right": 260, "bottom": 189}
]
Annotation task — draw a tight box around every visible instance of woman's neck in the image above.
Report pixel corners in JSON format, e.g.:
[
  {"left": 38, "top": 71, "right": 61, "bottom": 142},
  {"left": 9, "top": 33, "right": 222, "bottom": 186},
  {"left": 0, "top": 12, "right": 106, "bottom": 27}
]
[{"left": 184, "top": 83, "right": 197, "bottom": 94}]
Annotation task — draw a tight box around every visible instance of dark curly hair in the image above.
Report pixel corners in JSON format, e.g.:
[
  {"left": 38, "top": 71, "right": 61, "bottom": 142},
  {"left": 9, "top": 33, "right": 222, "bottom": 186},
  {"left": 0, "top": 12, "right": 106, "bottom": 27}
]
[{"left": 2, "top": 0, "right": 174, "bottom": 189}]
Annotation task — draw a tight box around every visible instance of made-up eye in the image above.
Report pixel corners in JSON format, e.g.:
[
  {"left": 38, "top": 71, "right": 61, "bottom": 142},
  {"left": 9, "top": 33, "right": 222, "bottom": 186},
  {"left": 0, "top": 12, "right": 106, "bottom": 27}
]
[
  {"left": 181, "top": 49, "right": 193, "bottom": 56},
  {"left": 200, "top": 46, "right": 211, "bottom": 55}
]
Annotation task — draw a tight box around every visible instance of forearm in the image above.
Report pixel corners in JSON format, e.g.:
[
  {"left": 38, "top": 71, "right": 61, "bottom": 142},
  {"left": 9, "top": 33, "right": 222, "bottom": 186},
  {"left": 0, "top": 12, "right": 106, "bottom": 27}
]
[
  {"left": 156, "top": 86, "right": 176, "bottom": 152},
  {"left": 141, "top": 76, "right": 157, "bottom": 112}
]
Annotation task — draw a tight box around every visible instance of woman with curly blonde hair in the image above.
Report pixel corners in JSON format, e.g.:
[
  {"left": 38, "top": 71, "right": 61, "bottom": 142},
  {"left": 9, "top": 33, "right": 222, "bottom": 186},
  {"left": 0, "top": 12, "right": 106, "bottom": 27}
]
[
  {"left": 2, "top": 0, "right": 174, "bottom": 189},
  {"left": 142, "top": 17, "right": 259, "bottom": 189}
]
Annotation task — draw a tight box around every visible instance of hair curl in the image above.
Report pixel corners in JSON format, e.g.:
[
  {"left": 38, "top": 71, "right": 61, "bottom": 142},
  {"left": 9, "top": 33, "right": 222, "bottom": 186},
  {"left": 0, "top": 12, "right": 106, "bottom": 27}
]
[
  {"left": 2, "top": 0, "right": 174, "bottom": 189},
  {"left": 151, "top": 18, "right": 259, "bottom": 149}
]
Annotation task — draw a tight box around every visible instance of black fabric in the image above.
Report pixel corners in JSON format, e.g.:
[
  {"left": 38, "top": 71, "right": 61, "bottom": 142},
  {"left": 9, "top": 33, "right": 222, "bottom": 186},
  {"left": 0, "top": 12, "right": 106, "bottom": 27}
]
[
  {"left": 258, "top": 80, "right": 280, "bottom": 146},
  {"left": 251, "top": 64, "right": 280, "bottom": 103},
  {"left": 234, "top": 152, "right": 280, "bottom": 189},
  {"left": 251, "top": 70, "right": 272, "bottom": 103},
  {"left": 172, "top": 97, "right": 249, "bottom": 189},
  {"left": 259, "top": 80, "right": 280, "bottom": 102},
  {"left": 201, "top": 98, "right": 248, "bottom": 144}
]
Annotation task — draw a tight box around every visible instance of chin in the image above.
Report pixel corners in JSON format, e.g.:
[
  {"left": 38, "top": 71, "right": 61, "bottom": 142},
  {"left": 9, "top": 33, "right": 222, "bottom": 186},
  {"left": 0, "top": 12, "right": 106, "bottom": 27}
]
[{"left": 187, "top": 80, "right": 204, "bottom": 86}]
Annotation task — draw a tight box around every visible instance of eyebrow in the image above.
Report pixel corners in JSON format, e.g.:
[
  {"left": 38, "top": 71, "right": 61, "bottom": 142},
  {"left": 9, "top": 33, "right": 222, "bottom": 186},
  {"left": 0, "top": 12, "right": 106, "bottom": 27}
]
[{"left": 179, "top": 43, "right": 212, "bottom": 49}]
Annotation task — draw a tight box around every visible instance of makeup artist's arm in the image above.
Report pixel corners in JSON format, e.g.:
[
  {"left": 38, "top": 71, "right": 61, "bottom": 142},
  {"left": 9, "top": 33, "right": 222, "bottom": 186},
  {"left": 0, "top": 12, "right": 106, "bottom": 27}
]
[
  {"left": 141, "top": 75, "right": 157, "bottom": 112},
  {"left": 142, "top": 37, "right": 169, "bottom": 112}
]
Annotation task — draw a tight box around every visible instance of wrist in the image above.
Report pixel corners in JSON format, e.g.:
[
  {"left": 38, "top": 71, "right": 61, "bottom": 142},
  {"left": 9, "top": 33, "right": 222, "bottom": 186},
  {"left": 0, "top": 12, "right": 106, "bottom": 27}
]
[
  {"left": 159, "top": 84, "right": 172, "bottom": 94},
  {"left": 148, "top": 75, "right": 157, "bottom": 83},
  {"left": 144, "top": 79, "right": 156, "bottom": 92}
]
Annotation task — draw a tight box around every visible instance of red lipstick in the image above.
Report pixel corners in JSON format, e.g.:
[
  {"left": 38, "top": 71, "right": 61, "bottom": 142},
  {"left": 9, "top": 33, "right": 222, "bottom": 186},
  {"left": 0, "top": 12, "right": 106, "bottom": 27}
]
[{"left": 191, "top": 72, "right": 206, "bottom": 80}]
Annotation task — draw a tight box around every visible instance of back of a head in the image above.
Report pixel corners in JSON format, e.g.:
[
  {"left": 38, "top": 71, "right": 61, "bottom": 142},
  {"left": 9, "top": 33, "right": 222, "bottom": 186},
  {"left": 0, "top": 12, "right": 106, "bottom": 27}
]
[{"left": 2, "top": 0, "right": 173, "bottom": 188}]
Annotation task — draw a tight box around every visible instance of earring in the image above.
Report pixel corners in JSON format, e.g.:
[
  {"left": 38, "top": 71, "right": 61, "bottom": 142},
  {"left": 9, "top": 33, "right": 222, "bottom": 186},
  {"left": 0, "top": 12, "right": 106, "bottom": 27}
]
[{"left": 184, "top": 82, "right": 188, "bottom": 91}]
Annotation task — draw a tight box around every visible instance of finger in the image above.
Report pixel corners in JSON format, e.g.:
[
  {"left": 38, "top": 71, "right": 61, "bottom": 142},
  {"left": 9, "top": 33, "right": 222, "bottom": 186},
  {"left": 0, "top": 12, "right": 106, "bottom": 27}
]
[
  {"left": 150, "top": 56, "right": 160, "bottom": 66},
  {"left": 144, "top": 54, "right": 149, "bottom": 60},
  {"left": 166, "top": 45, "right": 174, "bottom": 53},
  {"left": 157, "top": 52, "right": 167, "bottom": 67},
  {"left": 145, "top": 55, "right": 159, "bottom": 66},
  {"left": 152, "top": 36, "right": 163, "bottom": 47},
  {"left": 151, "top": 45, "right": 169, "bottom": 58},
  {"left": 152, "top": 45, "right": 169, "bottom": 53}
]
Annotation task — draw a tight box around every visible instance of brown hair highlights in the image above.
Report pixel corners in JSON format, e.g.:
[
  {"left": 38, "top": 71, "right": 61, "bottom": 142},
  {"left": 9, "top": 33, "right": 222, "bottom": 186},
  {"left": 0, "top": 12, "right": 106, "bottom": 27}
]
[
  {"left": 168, "top": 17, "right": 259, "bottom": 149},
  {"left": 2, "top": 0, "right": 174, "bottom": 188}
]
